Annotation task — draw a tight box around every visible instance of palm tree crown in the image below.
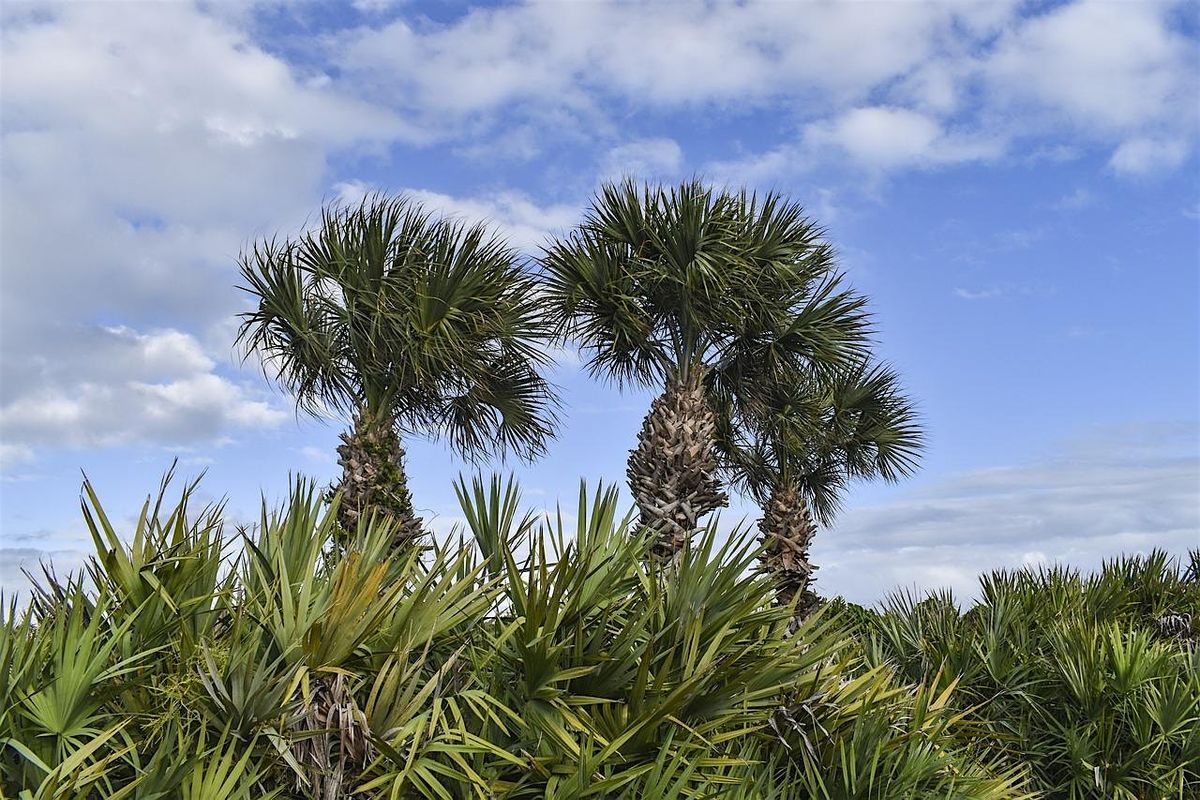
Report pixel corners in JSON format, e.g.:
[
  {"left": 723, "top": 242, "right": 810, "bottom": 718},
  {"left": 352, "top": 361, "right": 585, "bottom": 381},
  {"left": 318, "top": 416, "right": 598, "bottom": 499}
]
[
  {"left": 543, "top": 179, "right": 870, "bottom": 390},
  {"left": 237, "top": 193, "right": 558, "bottom": 539},
  {"left": 543, "top": 179, "right": 873, "bottom": 557},
  {"left": 722, "top": 359, "right": 923, "bottom": 620},
  {"left": 724, "top": 359, "right": 923, "bottom": 524}
]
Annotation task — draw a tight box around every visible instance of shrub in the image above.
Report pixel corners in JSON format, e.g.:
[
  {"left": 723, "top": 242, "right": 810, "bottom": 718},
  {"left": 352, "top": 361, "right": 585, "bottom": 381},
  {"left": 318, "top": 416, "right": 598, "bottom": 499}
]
[
  {"left": 0, "top": 472, "right": 1027, "bottom": 799},
  {"left": 869, "top": 553, "right": 1200, "bottom": 799}
]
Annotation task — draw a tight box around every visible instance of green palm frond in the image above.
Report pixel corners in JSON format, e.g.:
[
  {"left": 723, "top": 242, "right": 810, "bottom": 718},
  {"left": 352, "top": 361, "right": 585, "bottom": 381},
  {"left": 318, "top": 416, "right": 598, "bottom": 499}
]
[
  {"left": 720, "top": 357, "right": 924, "bottom": 525},
  {"left": 542, "top": 178, "right": 870, "bottom": 390},
  {"left": 237, "top": 192, "right": 559, "bottom": 462},
  {"left": 9, "top": 469, "right": 1187, "bottom": 798}
]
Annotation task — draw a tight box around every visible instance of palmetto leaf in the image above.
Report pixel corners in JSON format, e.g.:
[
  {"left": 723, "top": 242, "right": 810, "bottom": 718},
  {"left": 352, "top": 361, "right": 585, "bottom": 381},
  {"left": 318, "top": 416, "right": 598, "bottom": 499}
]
[
  {"left": 543, "top": 179, "right": 867, "bottom": 390},
  {"left": 720, "top": 357, "right": 924, "bottom": 524},
  {"left": 11, "top": 469, "right": 1178, "bottom": 799},
  {"left": 237, "top": 193, "right": 559, "bottom": 463}
]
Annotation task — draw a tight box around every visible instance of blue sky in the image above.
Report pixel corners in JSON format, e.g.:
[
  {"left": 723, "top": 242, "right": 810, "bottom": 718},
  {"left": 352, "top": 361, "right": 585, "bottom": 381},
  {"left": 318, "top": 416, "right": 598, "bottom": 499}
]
[{"left": 2, "top": 0, "right": 1197, "bottom": 603}]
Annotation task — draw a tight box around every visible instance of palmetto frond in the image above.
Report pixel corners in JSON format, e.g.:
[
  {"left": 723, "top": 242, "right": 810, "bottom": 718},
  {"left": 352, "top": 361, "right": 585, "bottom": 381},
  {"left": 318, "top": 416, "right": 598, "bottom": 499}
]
[
  {"left": 721, "top": 358, "right": 924, "bottom": 526},
  {"left": 542, "top": 179, "right": 870, "bottom": 389},
  {"left": 544, "top": 179, "right": 874, "bottom": 557},
  {"left": 236, "top": 193, "right": 558, "bottom": 462}
]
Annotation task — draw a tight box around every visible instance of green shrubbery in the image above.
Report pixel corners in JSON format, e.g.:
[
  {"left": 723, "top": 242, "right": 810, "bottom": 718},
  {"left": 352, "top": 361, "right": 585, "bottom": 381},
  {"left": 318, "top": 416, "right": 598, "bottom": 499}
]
[
  {"left": 862, "top": 553, "right": 1199, "bottom": 798},
  {"left": 0, "top": 473, "right": 1195, "bottom": 798}
]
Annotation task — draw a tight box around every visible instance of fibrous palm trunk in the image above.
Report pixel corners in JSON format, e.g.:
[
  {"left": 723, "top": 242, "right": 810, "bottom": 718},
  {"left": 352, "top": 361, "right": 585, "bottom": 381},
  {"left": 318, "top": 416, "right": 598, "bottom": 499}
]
[
  {"left": 291, "top": 671, "right": 372, "bottom": 800},
  {"left": 759, "top": 481, "right": 821, "bottom": 626},
  {"left": 627, "top": 371, "right": 728, "bottom": 560},
  {"left": 335, "top": 409, "right": 423, "bottom": 550}
]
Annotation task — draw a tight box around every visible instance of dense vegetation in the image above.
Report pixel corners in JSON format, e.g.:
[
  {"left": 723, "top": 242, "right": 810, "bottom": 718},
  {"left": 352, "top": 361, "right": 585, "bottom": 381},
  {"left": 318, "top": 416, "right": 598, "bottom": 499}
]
[
  {"left": 1, "top": 475, "right": 1195, "bottom": 798},
  {"left": 860, "top": 552, "right": 1200, "bottom": 798},
  {"left": 234, "top": 184, "right": 924, "bottom": 629},
  {"left": 2, "top": 182, "right": 1195, "bottom": 797}
]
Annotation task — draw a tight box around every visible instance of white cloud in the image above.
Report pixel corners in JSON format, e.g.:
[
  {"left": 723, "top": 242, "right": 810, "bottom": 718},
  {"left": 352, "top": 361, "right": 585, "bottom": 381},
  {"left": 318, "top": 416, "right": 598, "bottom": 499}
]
[
  {"left": 803, "top": 106, "right": 1003, "bottom": 171},
  {"left": 401, "top": 188, "right": 580, "bottom": 253},
  {"left": 330, "top": 1, "right": 1196, "bottom": 179},
  {"left": 986, "top": 0, "right": 1195, "bottom": 133},
  {"left": 1108, "top": 137, "right": 1190, "bottom": 176},
  {"left": 352, "top": 0, "right": 405, "bottom": 15},
  {"left": 1, "top": 2, "right": 403, "bottom": 320},
  {"left": 712, "top": 106, "right": 1003, "bottom": 181},
  {"left": 332, "top": 181, "right": 579, "bottom": 252},
  {"left": 1021, "top": 551, "right": 1049, "bottom": 568},
  {"left": 601, "top": 138, "right": 684, "bottom": 180},
  {"left": 0, "top": 547, "right": 90, "bottom": 600},
  {"left": 892, "top": 59, "right": 968, "bottom": 114},
  {"left": 985, "top": 0, "right": 1197, "bottom": 170},
  {"left": 705, "top": 146, "right": 807, "bottom": 188},
  {"left": 299, "top": 445, "right": 336, "bottom": 467},
  {"left": 0, "top": 444, "right": 34, "bottom": 470},
  {"left": 334, "top": 2, "right": 1020, "bottom": 130},
  {"left": 953, "top": 287, "right": 1004, "bottom": 301},
  {"left": 1052, "top": 188, "right": 1095, "bottom": 211},
  {"left": 813, "top": 423, "right": 1200, "bottom": 604},
  {"left": 0, "top": 4, "right": 407, "bottom": 461},
  {"left": 0, "top": 327, "right": 285, "bottom": 454}
]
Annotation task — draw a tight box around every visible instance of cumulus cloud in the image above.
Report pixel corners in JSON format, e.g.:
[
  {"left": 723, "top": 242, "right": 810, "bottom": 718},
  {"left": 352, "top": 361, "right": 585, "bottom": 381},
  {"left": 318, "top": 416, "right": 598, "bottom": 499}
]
[
  {"left": 803, "top": 106, "right": 1003, "bottom": 171},
  {"left": 331, "top": 0, "right": 1195, "bottom": 177},
  {"left": 984, "top": 0, "right": 1198, "bottom": 171},
  {"left": 1, "top": 3, "right": 403, "bottom": 329},
  {"left": 0, "top": 3, "right": 407, "bottom": 461},
  {"left": 330, "top": 0, "right": 1024, "bottom": 162},
  {"left": 985, "top": 1, "right": 1196, "bottom": 132},
  {"left": 813, "top": 422, "right": 1200, "bottom": 604},
  {"left": 1108, "top": 138, "right": 1190, "bottom": 176},
  {"left": 707, "top": 106, "right": 1002, "bottom": 182},
  {"left": 336, "top": 2, "right": 1017, "bottom": 119},
  {"left": 0, "top": 326, "right": 285, "bottom": 454},
  {"left": 601, "top": 138, "right": 684, "bottom": 180}
]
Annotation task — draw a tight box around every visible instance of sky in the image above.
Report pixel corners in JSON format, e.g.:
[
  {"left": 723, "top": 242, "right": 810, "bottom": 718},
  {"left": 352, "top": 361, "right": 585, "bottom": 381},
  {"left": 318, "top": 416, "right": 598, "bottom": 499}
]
[{"left": 1, "top": 0, "right": 1198, "bottom": 605}]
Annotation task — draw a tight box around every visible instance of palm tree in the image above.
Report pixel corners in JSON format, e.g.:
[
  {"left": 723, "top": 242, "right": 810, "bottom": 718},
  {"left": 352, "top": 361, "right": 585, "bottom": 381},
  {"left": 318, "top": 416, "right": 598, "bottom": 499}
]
[
  {"left": 721, "top": 359, "right": 922, "bottom": 621},
  {"left": 237, "top": 193, "right": 558, "bottom": 548},
  {"left": 543, "top": 179, "right": 871, "bottom": 559}
]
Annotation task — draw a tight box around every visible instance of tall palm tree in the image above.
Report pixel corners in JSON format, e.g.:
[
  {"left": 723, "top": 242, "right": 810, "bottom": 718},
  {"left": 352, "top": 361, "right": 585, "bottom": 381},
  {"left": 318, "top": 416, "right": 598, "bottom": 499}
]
[
  {"left": 237, "top": 193, "right": 558, "bottom": 548},
  {"left": 721, "top": 359, "right": 922, "bottom": 621},
  {"left": 543, "top": 179, "right": 871, "bottom": 559}
]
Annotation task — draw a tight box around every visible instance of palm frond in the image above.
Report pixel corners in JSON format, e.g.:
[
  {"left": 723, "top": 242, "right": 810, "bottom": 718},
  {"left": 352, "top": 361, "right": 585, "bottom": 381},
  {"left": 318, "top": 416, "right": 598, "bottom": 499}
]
[{"left": 236, "top": 192, "right": 559, "bottom": 461}]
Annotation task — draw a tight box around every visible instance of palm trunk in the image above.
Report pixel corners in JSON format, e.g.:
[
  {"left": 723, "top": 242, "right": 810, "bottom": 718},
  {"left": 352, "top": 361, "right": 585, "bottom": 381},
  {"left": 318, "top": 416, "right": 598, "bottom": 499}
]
[
  {"left": 759, "top": 481, "right": 821, "bottom": 626},
  {"left": 334, "top": 409, "right": 423, "bottom": 551},
  {"left": 627, "top": 371, "right": 727, "bottom": 560}
]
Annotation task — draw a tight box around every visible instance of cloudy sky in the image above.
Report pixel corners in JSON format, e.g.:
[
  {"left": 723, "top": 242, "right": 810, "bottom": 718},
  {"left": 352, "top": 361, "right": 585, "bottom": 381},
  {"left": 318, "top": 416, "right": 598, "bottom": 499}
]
[{"left": 1, "top": 0, "right": 1197, "bottom": 604}]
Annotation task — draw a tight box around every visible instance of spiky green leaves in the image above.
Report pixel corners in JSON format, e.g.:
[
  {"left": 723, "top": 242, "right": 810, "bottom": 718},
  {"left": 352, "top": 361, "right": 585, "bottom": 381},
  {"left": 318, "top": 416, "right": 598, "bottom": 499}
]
[
  {"left": 722, "top": 358, "right": 924, "bottom": 525},
  {"left": 236, "top": 193, "right": 558, "bottom": 464},
  {"left": 545, "top": 180, "right": 880, "bottom": 556},
  {"left": 542, "top": 179, "right": 872, "bottom": 389},
  {"left": 870, "top": 551, "right": 1200, "bottom": 798},
  {"left": 16, "top": 471, "right": 1190, "bottom": 797}
]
